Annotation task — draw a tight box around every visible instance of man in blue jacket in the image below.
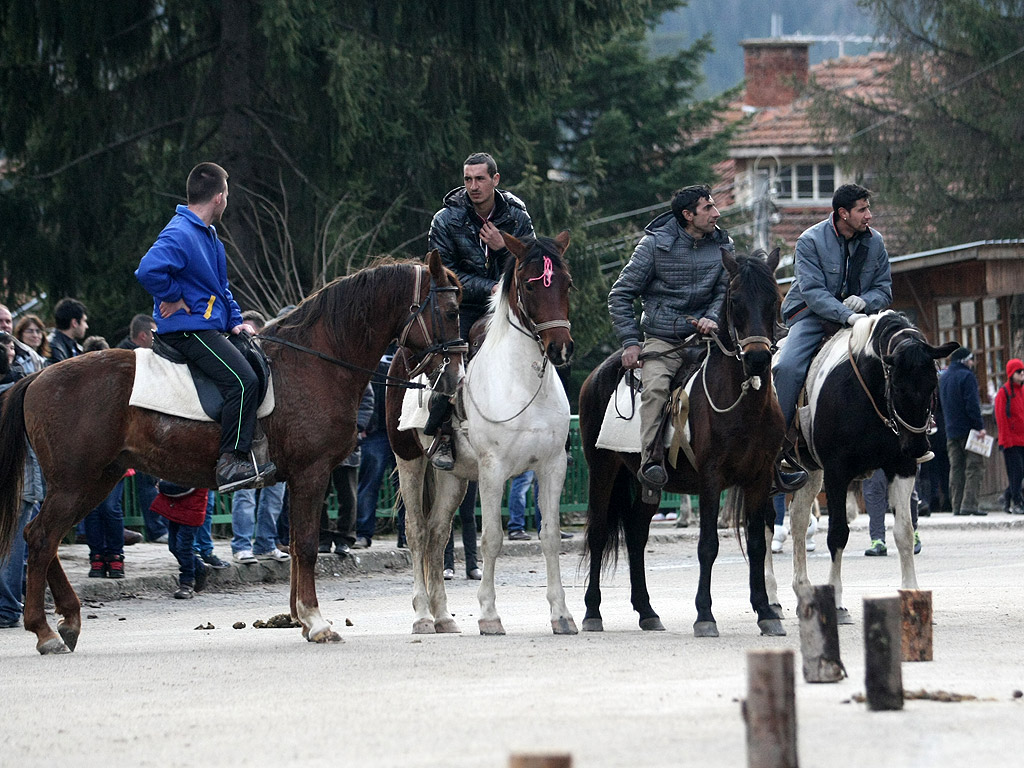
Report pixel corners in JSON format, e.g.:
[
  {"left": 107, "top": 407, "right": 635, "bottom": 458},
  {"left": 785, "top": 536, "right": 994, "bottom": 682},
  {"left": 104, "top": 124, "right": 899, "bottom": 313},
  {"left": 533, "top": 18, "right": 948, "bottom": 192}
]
[
  {"left": 939, "top": 347, "right": 988, "bottom": 516},
  {"left": 136, "top": 162, "right": 274, "bottom": 493}
]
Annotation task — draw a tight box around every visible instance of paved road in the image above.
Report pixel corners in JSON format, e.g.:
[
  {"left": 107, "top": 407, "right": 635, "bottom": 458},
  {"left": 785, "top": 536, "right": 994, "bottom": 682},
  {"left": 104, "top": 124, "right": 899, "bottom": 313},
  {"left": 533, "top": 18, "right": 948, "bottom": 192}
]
[{"left": 2, "top": 519, "right": 1023, "bottom": 767}]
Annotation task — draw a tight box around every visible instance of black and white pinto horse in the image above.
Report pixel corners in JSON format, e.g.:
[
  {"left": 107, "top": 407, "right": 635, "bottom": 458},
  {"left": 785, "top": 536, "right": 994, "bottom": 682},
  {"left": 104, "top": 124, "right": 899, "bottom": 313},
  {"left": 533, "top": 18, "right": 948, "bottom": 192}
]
[{"left": 768, "top": 310, "right": 958, "bottom": 622}]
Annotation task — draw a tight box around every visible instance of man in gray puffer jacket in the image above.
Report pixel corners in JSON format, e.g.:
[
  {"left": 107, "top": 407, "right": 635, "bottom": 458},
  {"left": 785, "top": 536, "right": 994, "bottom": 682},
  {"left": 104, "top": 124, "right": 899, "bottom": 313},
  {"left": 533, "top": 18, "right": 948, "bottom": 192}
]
[{"left": 608, "top": 184, "right": 732, "bottom": 489}]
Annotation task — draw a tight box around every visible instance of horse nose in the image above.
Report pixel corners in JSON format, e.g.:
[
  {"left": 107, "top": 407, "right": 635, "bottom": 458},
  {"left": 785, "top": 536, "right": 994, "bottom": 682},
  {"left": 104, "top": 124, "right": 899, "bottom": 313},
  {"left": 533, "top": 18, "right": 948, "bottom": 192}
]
[
  {"left": 547, "top": 339, "right": 574, "bottom": 366},
  {"left": 744, "top": 348, "right": 772, "bottom": 375}
]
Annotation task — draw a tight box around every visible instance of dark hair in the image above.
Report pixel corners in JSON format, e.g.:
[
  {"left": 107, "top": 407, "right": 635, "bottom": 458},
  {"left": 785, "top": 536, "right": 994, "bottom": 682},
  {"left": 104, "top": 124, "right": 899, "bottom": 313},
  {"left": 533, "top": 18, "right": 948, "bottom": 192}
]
[
  {"left": 53, "top": 298, "right": 87, "bottom": 330},
  {"left": 463, "top": 152, "right": 497, "bottom": 177},
  {"left": 130, "top": 313, "right": 156, "bottom": 338},
  {"left": 832, "top": 183, "right": 871, "bottom": 215},
  {"left": 186, "top": 162, "right": 228, "bottom": 205},
  {"left": 14, "top": 313, "right": 51, "bottom": 358},
  {"left": 82, "top": 335, "right": 109, "bottom": 353},
  {"left": 671, "top": 184, "right": 712, "bottom": 224}
]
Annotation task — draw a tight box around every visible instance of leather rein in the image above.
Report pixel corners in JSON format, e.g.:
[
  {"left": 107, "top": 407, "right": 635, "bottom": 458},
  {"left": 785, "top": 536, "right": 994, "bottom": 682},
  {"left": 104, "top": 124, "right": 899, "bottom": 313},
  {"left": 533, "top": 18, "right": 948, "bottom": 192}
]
[{"left": 847, "top": 324, "right": 932, "bottom": 436}]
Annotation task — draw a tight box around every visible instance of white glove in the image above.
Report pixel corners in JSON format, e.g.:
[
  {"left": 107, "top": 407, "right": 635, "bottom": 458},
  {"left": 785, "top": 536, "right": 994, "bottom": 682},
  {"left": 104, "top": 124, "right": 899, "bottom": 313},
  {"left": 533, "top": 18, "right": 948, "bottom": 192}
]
[
  {"left": 847, "top": 313, "right": 866, "bottom": 327},
  {"left": 843, "top": 295, "right": 866, "bottom": 312}
]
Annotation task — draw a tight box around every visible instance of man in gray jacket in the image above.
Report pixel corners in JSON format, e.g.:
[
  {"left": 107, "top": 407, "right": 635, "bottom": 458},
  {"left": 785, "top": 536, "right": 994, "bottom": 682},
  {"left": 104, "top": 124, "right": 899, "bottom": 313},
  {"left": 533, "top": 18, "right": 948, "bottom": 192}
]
[
  {"left": 608, "top": 185, "right": 732, "bottom": 489},
  {"left": 773, "top": 184, "right": 899, "bottom": 456}
]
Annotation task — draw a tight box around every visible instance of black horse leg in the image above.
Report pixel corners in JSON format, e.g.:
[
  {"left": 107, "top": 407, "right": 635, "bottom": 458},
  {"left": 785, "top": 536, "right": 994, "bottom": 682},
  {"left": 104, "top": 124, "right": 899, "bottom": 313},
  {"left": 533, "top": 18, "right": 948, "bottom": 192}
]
[
  {"left": 582, "top": 459, "right": 629, "bottom": 631},
  {"left": 824, "top": 469, "right": 855, "bottom": 624},
  {"left": 693, "top": 487, "right": 721, "bottom": 637},
  {"left": 747, "top": 491, "right": 785, "bottom": 635},
  {"left": 623, "top": 494, "right": 663, "bottom": 630}
]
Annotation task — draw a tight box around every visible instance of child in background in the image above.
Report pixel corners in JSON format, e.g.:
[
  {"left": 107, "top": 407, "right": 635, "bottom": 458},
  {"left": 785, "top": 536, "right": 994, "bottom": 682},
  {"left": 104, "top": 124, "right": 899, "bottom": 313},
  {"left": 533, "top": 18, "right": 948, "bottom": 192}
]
[{"left": 151, "top": 482, "right": 210, "bottom": 599}]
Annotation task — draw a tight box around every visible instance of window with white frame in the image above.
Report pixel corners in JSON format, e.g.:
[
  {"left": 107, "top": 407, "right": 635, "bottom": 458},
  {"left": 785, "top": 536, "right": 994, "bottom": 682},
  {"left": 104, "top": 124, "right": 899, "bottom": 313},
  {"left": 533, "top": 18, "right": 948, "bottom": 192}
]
[{"left": 775, "top": 163, "right": 835, "bottom": 202}]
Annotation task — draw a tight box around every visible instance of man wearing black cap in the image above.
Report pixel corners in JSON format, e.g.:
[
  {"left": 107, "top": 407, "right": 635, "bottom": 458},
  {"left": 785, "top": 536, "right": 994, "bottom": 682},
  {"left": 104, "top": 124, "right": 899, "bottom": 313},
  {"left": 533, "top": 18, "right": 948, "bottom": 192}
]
[{"left": 939, "top": 347, "right": 988, "bottom": 516}]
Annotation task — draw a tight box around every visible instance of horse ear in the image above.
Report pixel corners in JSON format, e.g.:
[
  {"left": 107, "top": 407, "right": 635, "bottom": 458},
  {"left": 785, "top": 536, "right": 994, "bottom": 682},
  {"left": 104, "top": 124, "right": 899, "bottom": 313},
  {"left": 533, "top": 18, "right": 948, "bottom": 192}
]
[
  {"left": 929, "top": 341, "right": 961, "bottom": 360},
  {"left": 502, "top": 233, "right": 527, "bottom": 260},
  {"left": 554, "top": 229, "right": 571, "bottom": 255},
  {"left": 721, "top": 247, "right": 738, "bottom": 277},
  {"left": 766, "top": 247, "right": 781, "bottom": 273},
  {"left": 426, "top": 249, "right": 444, "bottom": 281}
]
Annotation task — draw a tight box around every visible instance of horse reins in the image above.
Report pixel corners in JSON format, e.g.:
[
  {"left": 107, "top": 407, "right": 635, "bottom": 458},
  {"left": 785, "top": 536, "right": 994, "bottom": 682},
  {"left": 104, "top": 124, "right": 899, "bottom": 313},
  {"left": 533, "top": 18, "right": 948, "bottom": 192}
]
[
  {"left": 846, "top": 324, "right": 931, "bottom": 436},
  {"left": 258, "top": 265, "right": 467, "bottom": 392}
]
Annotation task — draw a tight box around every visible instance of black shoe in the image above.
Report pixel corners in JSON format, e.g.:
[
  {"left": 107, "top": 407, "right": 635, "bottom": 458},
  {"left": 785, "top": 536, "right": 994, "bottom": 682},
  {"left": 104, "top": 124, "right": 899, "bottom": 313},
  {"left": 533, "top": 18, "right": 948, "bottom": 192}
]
[
  {"left": 430, "top": 437, "right": 455, "bottom": 471},
  {"left": 201, "top": 552, "right": 230, "bottom": 570},
  {"left": 216, "top": 451, "right": 276, "bottom": 493},
  {"left": 173, "top": 583, "right": 195, "bottom": 600},
  {"left": 194, "top": 561, "right": 208, "bottom": 593},
  {"left": 771, "top": 462, "right": 808, "bottom": 495},
  {"left": 638, "top": 463, "right": 668, "bottom": 488},
  {"left": 318, "top": 541, "right": 332, "bottom": 554},
  {"left": 123, "top": 529, "right": 143, "bottom": 546},
  {"left": 335, "top": 542, "right": 351, "bottom": 557},
  {"left": 88, "top": 554, "right": 107, "bottom": 579},
  {"left": 560, "top": 530, "right": 574, "bottom": 540},
  {"left": 396, "top": 535, "right": 408, "bottom": 549},
  {"left": 508, "top": 530, "right": 530, "bottom": 541}
]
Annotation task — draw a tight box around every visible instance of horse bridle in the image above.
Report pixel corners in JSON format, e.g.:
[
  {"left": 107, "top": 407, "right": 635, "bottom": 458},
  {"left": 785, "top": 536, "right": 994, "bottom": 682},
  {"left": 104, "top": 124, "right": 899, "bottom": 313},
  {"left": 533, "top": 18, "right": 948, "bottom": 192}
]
[
  {"left": 397, "top": 265, "right": 468, "bottom": 379},
  {"left": 847, "top": 324, "right": 932, "bottom": 436},
  {"left": 508, "top": 250, "right": 572, "bottom": 363}
]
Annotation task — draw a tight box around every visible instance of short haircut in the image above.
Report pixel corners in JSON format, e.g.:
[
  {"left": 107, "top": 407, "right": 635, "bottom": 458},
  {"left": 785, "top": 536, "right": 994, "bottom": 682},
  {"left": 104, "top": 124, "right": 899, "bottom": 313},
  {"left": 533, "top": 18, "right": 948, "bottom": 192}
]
[
  {"left": 832, "top": 183, "right": 871, "bottom": 215},
  {"left": 130, "top": 313, "right": 156, "bottom": 338},
  {"left": 241, "top": 309, "right": 267, "bottom": 330},
  {"left": 54, "top": 298, "right": 87, "bottom": 330},
  {"left": 671, "top": 184, "right": 712, "bottom": 223},
  {"left": 463, "top": 152, "right": 497, "bottom": 177},
  {"left": 186, "top": 162, "right": 229, "bottom": 205},
  {"left": 82, "top": 335, "right": 109, "bottom": 353}
]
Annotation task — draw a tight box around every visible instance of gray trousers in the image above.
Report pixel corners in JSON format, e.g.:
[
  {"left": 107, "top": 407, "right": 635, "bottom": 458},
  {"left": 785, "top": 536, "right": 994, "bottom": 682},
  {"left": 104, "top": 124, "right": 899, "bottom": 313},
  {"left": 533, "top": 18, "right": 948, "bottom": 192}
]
[
  {"left": 863, "top": 468, "right": 919, "bottom": 542},
  {"left": 947, "top": 437, "right": 985, "bottom": 514}
]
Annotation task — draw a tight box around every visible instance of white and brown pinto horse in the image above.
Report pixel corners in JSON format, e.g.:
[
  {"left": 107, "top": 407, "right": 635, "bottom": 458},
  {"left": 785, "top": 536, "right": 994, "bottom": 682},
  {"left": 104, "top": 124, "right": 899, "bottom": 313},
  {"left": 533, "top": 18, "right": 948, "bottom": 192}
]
[
  {"left": 387, "top": 232, "right": 576, "bottom": 635},
  {"left": 768, "top": 310, "right": 958, "bottom": 621}
]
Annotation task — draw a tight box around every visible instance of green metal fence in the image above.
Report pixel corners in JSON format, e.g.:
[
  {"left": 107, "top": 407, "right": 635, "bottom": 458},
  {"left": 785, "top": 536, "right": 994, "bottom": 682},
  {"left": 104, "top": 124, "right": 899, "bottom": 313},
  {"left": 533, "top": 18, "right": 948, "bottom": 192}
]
[{"left": 121, "top": 415, "right": 686, "bottom": 531}]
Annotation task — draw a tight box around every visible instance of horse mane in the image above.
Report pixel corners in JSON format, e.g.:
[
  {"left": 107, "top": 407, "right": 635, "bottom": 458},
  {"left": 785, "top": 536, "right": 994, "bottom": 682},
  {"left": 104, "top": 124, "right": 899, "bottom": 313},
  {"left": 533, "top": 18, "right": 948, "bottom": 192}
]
[
  {"left": 732, "top": 249, "right": 781, "bottom": 305},
  {"left": 856, "top": 310, "right": 922, "bottom": 361},
  {"left": 274, "top": 258, "right": 421, "bottom": 351},
  {"left": 849, "top": 310, "right": 890, "bottom": 358}
]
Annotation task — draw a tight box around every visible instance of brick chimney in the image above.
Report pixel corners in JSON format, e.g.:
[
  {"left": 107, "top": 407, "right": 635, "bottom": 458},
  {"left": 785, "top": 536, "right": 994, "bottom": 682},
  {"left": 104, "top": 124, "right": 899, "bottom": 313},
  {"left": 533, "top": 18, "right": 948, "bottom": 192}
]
[{"left": 741, "top": 38, "right": 810, "bottom": 107}]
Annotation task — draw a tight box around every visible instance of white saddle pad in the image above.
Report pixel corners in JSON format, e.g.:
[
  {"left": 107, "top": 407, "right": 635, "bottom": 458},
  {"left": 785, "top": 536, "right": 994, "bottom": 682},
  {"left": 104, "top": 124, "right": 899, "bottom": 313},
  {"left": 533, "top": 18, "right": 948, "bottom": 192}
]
[
  {"left": 595, "top": 369, "right": 686, "bottom": 454},
  {"left": 129, "top": 348, "right": 275, "bottom": 422},
  {"left": 398, "top": 374, "right": 433, "bottom": 431}
]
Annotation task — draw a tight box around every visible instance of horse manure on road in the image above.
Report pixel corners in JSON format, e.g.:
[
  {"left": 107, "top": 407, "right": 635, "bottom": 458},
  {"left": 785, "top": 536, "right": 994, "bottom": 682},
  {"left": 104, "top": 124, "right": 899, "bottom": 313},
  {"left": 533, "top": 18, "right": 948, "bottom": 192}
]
[
  {"left": 193, "top": 622, "right": 215, "bottom": 631},
  {"left": 252, "top": 613, "right": 301, "bottom": 629},
  {"left": 232, "top": 621, "right": 246, "bottom": 629}
]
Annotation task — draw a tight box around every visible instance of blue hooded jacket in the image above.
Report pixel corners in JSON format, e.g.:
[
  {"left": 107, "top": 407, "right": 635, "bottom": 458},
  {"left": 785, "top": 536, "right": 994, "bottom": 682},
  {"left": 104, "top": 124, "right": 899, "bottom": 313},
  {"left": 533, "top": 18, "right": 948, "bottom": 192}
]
[{"left": 135, "top": 205, "right": 244, "bottom": 334}]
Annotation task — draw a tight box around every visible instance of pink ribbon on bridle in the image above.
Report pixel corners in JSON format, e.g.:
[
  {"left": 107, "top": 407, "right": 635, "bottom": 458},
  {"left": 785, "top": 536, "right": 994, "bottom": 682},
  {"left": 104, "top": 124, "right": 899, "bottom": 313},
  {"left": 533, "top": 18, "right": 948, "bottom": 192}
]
[{"left": 526, "top": 255, "right": 554, "bottom": 287}]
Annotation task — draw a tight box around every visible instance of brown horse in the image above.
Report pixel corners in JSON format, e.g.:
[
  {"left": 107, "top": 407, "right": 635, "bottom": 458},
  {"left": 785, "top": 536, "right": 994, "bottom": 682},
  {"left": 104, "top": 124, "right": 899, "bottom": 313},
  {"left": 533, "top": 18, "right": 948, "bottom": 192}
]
[
  {"left": 578, "top": 248, "right": 786, "bottom": 637},
  {"left": 0, "top": 251, "right": 462, "bottom": 654}
]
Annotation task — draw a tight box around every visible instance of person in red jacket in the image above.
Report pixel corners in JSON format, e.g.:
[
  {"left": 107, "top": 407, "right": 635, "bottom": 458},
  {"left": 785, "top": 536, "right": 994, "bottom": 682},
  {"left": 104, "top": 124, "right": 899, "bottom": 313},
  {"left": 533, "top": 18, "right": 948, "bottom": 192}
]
[
  {"left": 152, "top": 483, "right": 211, "bottom": 598},
  {"left": 995, "top": 358, "right": 1024, "bottom": 515}
]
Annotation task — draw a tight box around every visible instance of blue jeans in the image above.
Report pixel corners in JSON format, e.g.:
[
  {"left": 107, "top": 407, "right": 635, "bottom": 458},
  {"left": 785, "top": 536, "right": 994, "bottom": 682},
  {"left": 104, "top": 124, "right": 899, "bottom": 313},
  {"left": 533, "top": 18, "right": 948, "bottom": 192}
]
[
  {"left": 773, "top": 316, "right": 829, "bottom": 429},
  {"left": 356, "top": 432, "right": 395, "bottom": 541},
  {"left": 84, "top": 480, "right": 125, "bottom": 558},
  {"left": 168, "top": 520, "right": 205, "bottom": 586},
  {"left": 231, "top": 483, "right": 286, "bottom": 554},
  {"left": 135, "top": 472, "right": 165, "bottom": 541},
  {"left": 772, "top": 494, "right": 786, "bottom": 526},
  {"left": 0, "top": 500, "right": 34, "bottom": 626},
  {"left": 508, "top": 471, "right": 542, "bottom": 532},
  {"left": 192, "top": 491, "right": 216, "bottom": 556}
]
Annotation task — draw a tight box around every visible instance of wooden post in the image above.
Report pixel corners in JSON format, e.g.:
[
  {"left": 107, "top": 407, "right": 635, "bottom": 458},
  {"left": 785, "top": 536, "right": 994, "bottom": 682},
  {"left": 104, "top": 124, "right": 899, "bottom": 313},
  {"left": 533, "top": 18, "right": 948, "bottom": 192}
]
[
  {"left": 899, "top": 589, "right": 933, "bottom": 662},
  {"left": 797, "top": 584, "right": 846, "bottom": 683},
  {"left": 509, "top": 754, "right": 572, "bottom": 768},
  {"left": 744, "top": 649, "right": 798, "bottom": 768},
  {"left": 863, "top": 596, "right": 903, "bottom": 711}
]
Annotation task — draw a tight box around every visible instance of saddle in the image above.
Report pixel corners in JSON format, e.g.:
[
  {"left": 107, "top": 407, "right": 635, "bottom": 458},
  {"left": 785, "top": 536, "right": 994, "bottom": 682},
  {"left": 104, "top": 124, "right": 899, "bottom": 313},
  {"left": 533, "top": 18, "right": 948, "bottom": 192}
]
[{"left": 151, "top": 332, "right": 272, "bottom": 422}]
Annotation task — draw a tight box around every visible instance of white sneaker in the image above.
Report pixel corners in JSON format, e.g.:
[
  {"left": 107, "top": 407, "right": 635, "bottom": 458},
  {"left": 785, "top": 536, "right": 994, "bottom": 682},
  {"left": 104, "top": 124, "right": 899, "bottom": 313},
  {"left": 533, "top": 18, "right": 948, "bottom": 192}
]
[
  {"left": 771, "top": 524, "right": 787, "bottom": 554},
  {"left": 806, "top": 516, "right": 818, "bottom": 552},
  {"left": 232, "top": 550, "right": 257, "bottom": 564},
  {"left": 255, "top": 548, "right": 290, "bottom": 562},
  {"left": 652, "top": 512, "right": 667, "bottom": 521}
]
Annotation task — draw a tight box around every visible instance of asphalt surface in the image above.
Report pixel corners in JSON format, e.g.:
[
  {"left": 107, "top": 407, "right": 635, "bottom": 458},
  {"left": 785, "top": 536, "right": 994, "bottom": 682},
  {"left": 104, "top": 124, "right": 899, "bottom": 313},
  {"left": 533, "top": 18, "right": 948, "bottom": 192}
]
[{"left": 2, "top": 507, "right": 1023, "bottom": 768}]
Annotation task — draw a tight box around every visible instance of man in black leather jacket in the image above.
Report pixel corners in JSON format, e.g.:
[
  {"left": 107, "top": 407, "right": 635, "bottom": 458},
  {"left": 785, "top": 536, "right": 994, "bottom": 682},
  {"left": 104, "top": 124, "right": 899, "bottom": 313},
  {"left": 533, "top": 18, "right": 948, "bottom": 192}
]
[{"left": 425, "top": 152, "right": 535, "bottom": 469}]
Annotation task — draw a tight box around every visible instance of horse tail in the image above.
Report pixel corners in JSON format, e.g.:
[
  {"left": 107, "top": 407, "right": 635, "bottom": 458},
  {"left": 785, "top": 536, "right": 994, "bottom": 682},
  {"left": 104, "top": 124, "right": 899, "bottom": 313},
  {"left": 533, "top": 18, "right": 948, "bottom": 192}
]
[
  {"left": 724, "top": 486, "right": 749, "bottom": 560},
  {"left": 582, "top": 464, "right": 632, "bottom": 576},
  {"left": 0, "top": 377, "right": 31, "bottom": 559}
]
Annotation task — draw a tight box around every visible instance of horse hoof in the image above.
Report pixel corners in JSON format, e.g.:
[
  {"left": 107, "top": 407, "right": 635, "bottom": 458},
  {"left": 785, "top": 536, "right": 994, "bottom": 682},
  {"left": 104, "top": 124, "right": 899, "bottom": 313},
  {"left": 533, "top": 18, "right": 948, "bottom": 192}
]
[
  {"left": 758, "top": 618, "right": 787, "bottom": 637},
  {"left": 836, "top": 607, "right": 854, "bottom": 625},
  {"left": 37, "top": 637, "right": 71, "bottom": 655},
  {"left": 770, "top": 603, "right": 785, "bottom": 618},
  {"left": 693, "top": 621, "right": 719, "bottom": 638},
  {"left": 308, "top": 627, "right": 343, "bottom": 644},
  {"left": 412, "top": 618, "right": 436, "bottom": 634},
  {"left": 552, "top": 617, "right": 578, "bottom": 635},
  {"left": 581, "top": 618, "right": 604, "bottom": 632},
  {"left": 639, "top": 617, "right": 666, "bottom": 631},
  {"left": 57, "top": 623, "right": 80, "bottom": 652},
  {"left": 478, "top": 618, "right": 506, "bottom": 635},
  {"left": 434, "top": 618, "right": 462, "bottom": 634}
]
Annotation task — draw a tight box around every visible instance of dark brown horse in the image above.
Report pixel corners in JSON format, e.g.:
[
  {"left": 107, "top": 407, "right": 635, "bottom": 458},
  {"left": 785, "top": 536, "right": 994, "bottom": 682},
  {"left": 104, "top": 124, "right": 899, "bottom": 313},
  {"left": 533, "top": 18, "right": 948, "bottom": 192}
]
[
  {"left": 0, "top": 251, "right": 461, "bottom": 654},
  {"left": 579, "top": 248, "right": 786, "bottom": 637}
]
